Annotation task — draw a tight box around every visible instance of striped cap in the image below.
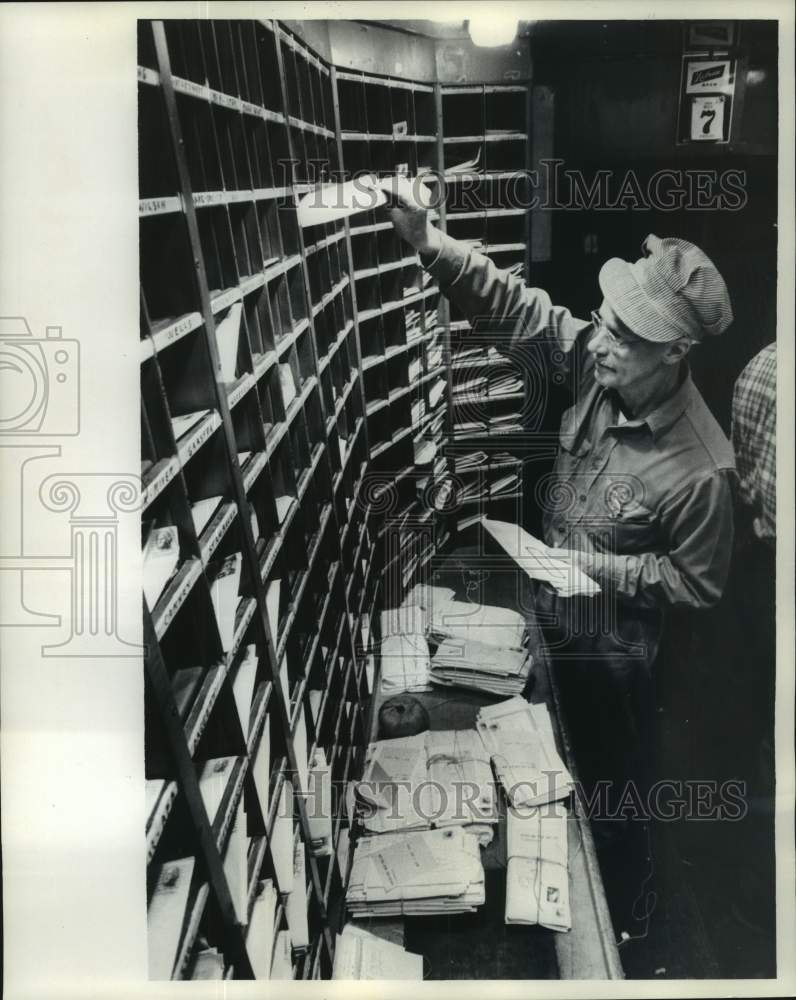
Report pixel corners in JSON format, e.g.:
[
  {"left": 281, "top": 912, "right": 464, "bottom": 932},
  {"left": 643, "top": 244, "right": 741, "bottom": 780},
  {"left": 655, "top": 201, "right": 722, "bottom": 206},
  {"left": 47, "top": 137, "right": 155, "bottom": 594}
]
[{"left": 599, "top": 234, "right": 733, "bottom": 343}]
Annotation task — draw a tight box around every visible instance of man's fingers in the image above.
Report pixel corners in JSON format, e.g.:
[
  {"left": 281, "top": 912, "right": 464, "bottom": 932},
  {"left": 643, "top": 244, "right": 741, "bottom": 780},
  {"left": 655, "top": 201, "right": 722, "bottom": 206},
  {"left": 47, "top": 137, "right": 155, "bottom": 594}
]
[{"left": 378, "top": 175, "right": 432, "bottom": 210}]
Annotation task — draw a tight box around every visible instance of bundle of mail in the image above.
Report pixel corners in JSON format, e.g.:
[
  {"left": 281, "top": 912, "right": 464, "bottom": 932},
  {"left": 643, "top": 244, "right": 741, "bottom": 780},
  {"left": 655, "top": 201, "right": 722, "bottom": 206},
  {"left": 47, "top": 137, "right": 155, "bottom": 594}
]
[
  {"left": 431, "top": 634, "right": 531, "bottom": 697},
  {"left": 405, "top": 307, "right": 422, "bottom": 340},
  {"left": 487, "top": 410, "right": 523, "bottom": 433},
  {"left": 446, "top": 147, "right": 482, "bottom": 175},
  {"left": 455, "top": 449, "right": 489, "bottom": 473},
  {"left": 376, "top": 631, "right": 433, "bottom": 693},
  {"left": 490, "top": 471, "right": 520, "bottom": 498},
  {"left": 356, "top": 729, "right": 497, "bottom": 844},
  {"left": 379, "top": 583, "right": 531, "bottom": 697},
  {"left": 346, "top": 826, "right": 485, "bottom": 916},
  {"left": 420, "top": 584, "right": 532, "bottom": 695},
  {"left": 427, "top": 344, "right": 443, "bottom": 369},
  {"left": 488, "top": 369, "right": 524, "bottom": 397},
  {"left": 410, "top": 583, "right": 528, "bottom": 650},
  {"left": 429, "top": 378, "right": 447, "bottom": 411},
  {"left": 143, "top": 524, "right": 180, "bottom": 611},
  {"left": 452, "top": 372, "right": 487, "bottom": 401},
  {"left": 246, "top": 879, "right": 277, "bottom": 978},
  {"left": 505, "top": 801, "right": 571, "bottom": 932},
  {"left": 482, "top": 516, "right": 601, "bottom": 597},
  {"left": 410, "top": 398, "right": 426, "bottom": 425},
  {"left": 476, "top": 697, "right": 574, "bottom": 809},
  {"left": 413, "top": 436, "right": 437, "bottom": 466},
  {"left": 455, "top": 477, "right": 489, "bottom": 505}
]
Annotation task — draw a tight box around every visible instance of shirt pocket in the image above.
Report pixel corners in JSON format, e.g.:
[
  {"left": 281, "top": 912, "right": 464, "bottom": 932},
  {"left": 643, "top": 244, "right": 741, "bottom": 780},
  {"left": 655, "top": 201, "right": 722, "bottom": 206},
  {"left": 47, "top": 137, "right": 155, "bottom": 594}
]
[{"left": 610, "top": 501, "right": 659, "bottom": 552}]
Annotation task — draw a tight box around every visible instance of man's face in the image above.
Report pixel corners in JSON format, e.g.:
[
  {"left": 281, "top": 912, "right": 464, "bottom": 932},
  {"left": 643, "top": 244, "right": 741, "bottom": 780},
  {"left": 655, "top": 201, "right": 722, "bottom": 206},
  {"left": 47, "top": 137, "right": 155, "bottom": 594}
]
[{"left": 587, "top": 300, "right": 672, "bottom": 391}]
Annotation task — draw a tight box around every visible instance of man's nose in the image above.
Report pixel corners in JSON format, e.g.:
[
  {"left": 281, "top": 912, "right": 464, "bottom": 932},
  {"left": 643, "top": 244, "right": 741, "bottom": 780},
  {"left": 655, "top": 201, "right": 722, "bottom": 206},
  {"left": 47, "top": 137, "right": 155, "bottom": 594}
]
[{"left": 588, "top": 327, "right": 610, "bottom": 355}]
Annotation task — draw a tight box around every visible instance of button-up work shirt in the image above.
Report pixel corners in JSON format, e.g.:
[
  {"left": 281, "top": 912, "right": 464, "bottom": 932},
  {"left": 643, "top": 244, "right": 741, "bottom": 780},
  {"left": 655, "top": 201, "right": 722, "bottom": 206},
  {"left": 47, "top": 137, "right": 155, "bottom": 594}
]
[
  {"left": 732, "top": 343, "right": 776, "bottom": 547},
  {"left": 424, "top": 233, "right": 736, "bottom": 666}
]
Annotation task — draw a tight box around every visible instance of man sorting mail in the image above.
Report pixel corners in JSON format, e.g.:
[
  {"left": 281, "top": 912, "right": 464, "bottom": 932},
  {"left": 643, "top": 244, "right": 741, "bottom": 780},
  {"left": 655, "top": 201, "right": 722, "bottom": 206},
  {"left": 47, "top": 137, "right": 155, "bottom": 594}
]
[{"left": 386, "top": 179, "right": 736, "bottom": 840}]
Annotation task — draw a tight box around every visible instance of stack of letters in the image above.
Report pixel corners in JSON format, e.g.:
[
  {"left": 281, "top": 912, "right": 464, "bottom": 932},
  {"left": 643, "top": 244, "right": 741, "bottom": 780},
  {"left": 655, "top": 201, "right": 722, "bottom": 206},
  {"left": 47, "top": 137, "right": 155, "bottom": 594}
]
[
  {"left": 430, "top": 634, "right": 531, "bottom": 697},
  {"left": 476, "top": 697, "right": 574, "bottom": 809},
  {"left": 488, "top": 369, "right": 524, "bottom": 397},
  {"left": 410, "top": 582, "right": 528, "bottom": 652},
  {"left": 379, "top": 583, "right": 533, "bottom": 697},
  {"left": 356, "top": 729, "right": 497, "bottom": 844},
  {"left": 346, "top": 826, "right": 485, "bottom": 916},
  {"left": 476, "top": 697, "right": 573, "bottom": 931}
]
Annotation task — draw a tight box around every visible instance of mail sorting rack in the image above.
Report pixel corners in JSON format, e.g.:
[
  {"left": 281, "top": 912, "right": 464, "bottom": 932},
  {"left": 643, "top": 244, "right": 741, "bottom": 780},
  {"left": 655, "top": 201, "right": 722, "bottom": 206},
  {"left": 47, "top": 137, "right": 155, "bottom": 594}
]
[
  {"left": 337, "top": 67, "right": 453, "bottom": 600},
  {"left": 140, "top": 19, "right": 374, "bottom": 981},
  {"left": 437, "top": 82, "right": 531, "bottom": 535}
]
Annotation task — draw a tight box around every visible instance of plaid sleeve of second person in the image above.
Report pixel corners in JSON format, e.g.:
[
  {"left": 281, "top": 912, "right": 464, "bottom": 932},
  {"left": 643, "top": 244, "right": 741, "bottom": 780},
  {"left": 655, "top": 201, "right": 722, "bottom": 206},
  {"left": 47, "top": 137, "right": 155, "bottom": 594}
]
[{"left": 731, "top": 342, "right": 776, "bottom": 543}]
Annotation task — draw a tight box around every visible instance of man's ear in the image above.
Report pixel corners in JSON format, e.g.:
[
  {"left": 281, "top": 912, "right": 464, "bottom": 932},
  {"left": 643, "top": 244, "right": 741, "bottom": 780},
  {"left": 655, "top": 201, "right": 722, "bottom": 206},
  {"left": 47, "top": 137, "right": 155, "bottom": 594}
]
[{"left": 662, "top": 337, "right": 691, "bottom": 366}]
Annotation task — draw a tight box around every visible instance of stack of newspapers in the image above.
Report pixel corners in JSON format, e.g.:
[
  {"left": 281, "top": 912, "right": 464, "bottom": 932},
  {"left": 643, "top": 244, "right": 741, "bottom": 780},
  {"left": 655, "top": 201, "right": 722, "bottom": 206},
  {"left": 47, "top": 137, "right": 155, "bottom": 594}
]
[
  {"left": 476, "top": 697, "right": 574, "bottom": 809},
  {"left": 356, "top": 729, "right": 497, "bottom": 844},
  {"left": 346, "top": 826, "right": 486, "bottom": 916}
]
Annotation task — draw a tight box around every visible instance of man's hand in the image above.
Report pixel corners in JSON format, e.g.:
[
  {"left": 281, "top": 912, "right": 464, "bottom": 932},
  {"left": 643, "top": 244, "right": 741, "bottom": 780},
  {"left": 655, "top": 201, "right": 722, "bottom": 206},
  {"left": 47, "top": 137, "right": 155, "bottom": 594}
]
[
  {"left": 533, "top": 546, "right": 601, "bottom": 596},
  {"left": 382, "top": 175, "right": 442, "bottom": 257}
]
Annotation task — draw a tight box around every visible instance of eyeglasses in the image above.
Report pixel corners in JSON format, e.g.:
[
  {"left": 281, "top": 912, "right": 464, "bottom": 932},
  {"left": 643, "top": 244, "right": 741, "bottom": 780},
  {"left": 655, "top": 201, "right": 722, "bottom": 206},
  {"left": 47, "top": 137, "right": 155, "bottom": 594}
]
[{"left": 590, "top": 310, "right": 643, "bottom": 352}]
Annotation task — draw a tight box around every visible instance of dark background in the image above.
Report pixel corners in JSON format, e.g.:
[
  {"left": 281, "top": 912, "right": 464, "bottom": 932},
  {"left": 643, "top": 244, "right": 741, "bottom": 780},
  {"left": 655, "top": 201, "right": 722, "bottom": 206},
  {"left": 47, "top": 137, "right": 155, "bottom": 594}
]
[{"left": 530, "top": 20, "right": 778, "bottom": 433}]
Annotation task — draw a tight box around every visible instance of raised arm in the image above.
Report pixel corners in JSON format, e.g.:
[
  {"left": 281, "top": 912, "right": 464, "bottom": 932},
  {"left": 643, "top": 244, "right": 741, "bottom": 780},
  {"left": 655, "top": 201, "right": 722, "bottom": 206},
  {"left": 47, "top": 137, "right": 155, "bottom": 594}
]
[{"left": 387, "top": 177, "right": 590, "bottom": 365}]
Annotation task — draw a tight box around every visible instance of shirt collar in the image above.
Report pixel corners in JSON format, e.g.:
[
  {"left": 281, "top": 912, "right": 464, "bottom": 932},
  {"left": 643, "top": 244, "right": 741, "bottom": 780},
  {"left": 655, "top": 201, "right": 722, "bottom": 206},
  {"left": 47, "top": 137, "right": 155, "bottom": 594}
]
[{"left": 607, "top": 364, "right": 694, "bottom": 441}]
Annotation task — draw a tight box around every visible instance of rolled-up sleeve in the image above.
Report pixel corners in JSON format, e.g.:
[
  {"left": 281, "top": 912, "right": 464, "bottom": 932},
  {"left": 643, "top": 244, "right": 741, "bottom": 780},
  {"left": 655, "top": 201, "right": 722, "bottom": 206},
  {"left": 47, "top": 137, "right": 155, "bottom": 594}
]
[{"left": 580, "top": 470, "right": 736, "bottom": 609}]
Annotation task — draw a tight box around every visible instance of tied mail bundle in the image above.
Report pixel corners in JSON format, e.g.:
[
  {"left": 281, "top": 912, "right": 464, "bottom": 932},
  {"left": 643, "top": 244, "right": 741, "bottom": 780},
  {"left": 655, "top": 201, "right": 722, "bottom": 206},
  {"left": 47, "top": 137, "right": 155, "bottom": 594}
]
[
  {"left": 345, "top": 694, "right": 573, "bottom": 930},
  {"left": 341, "top": 516, "right": 591, "bottom": 931}
]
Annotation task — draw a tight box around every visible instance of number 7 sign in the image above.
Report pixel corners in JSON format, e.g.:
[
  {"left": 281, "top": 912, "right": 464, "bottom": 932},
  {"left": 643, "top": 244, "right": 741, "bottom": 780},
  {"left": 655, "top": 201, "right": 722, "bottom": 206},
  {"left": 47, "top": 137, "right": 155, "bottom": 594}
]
[{"left": 690, "top": 95, "right": 726, "bottom": 141}]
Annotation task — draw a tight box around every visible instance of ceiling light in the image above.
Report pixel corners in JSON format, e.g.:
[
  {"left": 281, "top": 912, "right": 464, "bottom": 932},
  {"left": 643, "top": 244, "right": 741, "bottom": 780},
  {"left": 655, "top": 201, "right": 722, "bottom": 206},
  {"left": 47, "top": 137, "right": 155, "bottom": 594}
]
[{"left": 468, "top": 15, "right": 518, "bottom": 47}]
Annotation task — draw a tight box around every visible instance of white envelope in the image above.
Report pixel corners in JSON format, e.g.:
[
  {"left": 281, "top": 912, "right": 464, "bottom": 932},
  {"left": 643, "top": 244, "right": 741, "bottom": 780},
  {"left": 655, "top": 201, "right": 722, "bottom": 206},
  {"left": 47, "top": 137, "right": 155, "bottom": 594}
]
[
  {"left": 143, "top": 525, "right": 179, "bottom": 609},
  {"left": 333, "top": 923, "right": 423, "bottom": 980},
  {"left": 247, "top": 879, "right": 276, "bottom": 979},
  {"left": 147, "top": 857, "right": 194, "bottom": 980}
]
